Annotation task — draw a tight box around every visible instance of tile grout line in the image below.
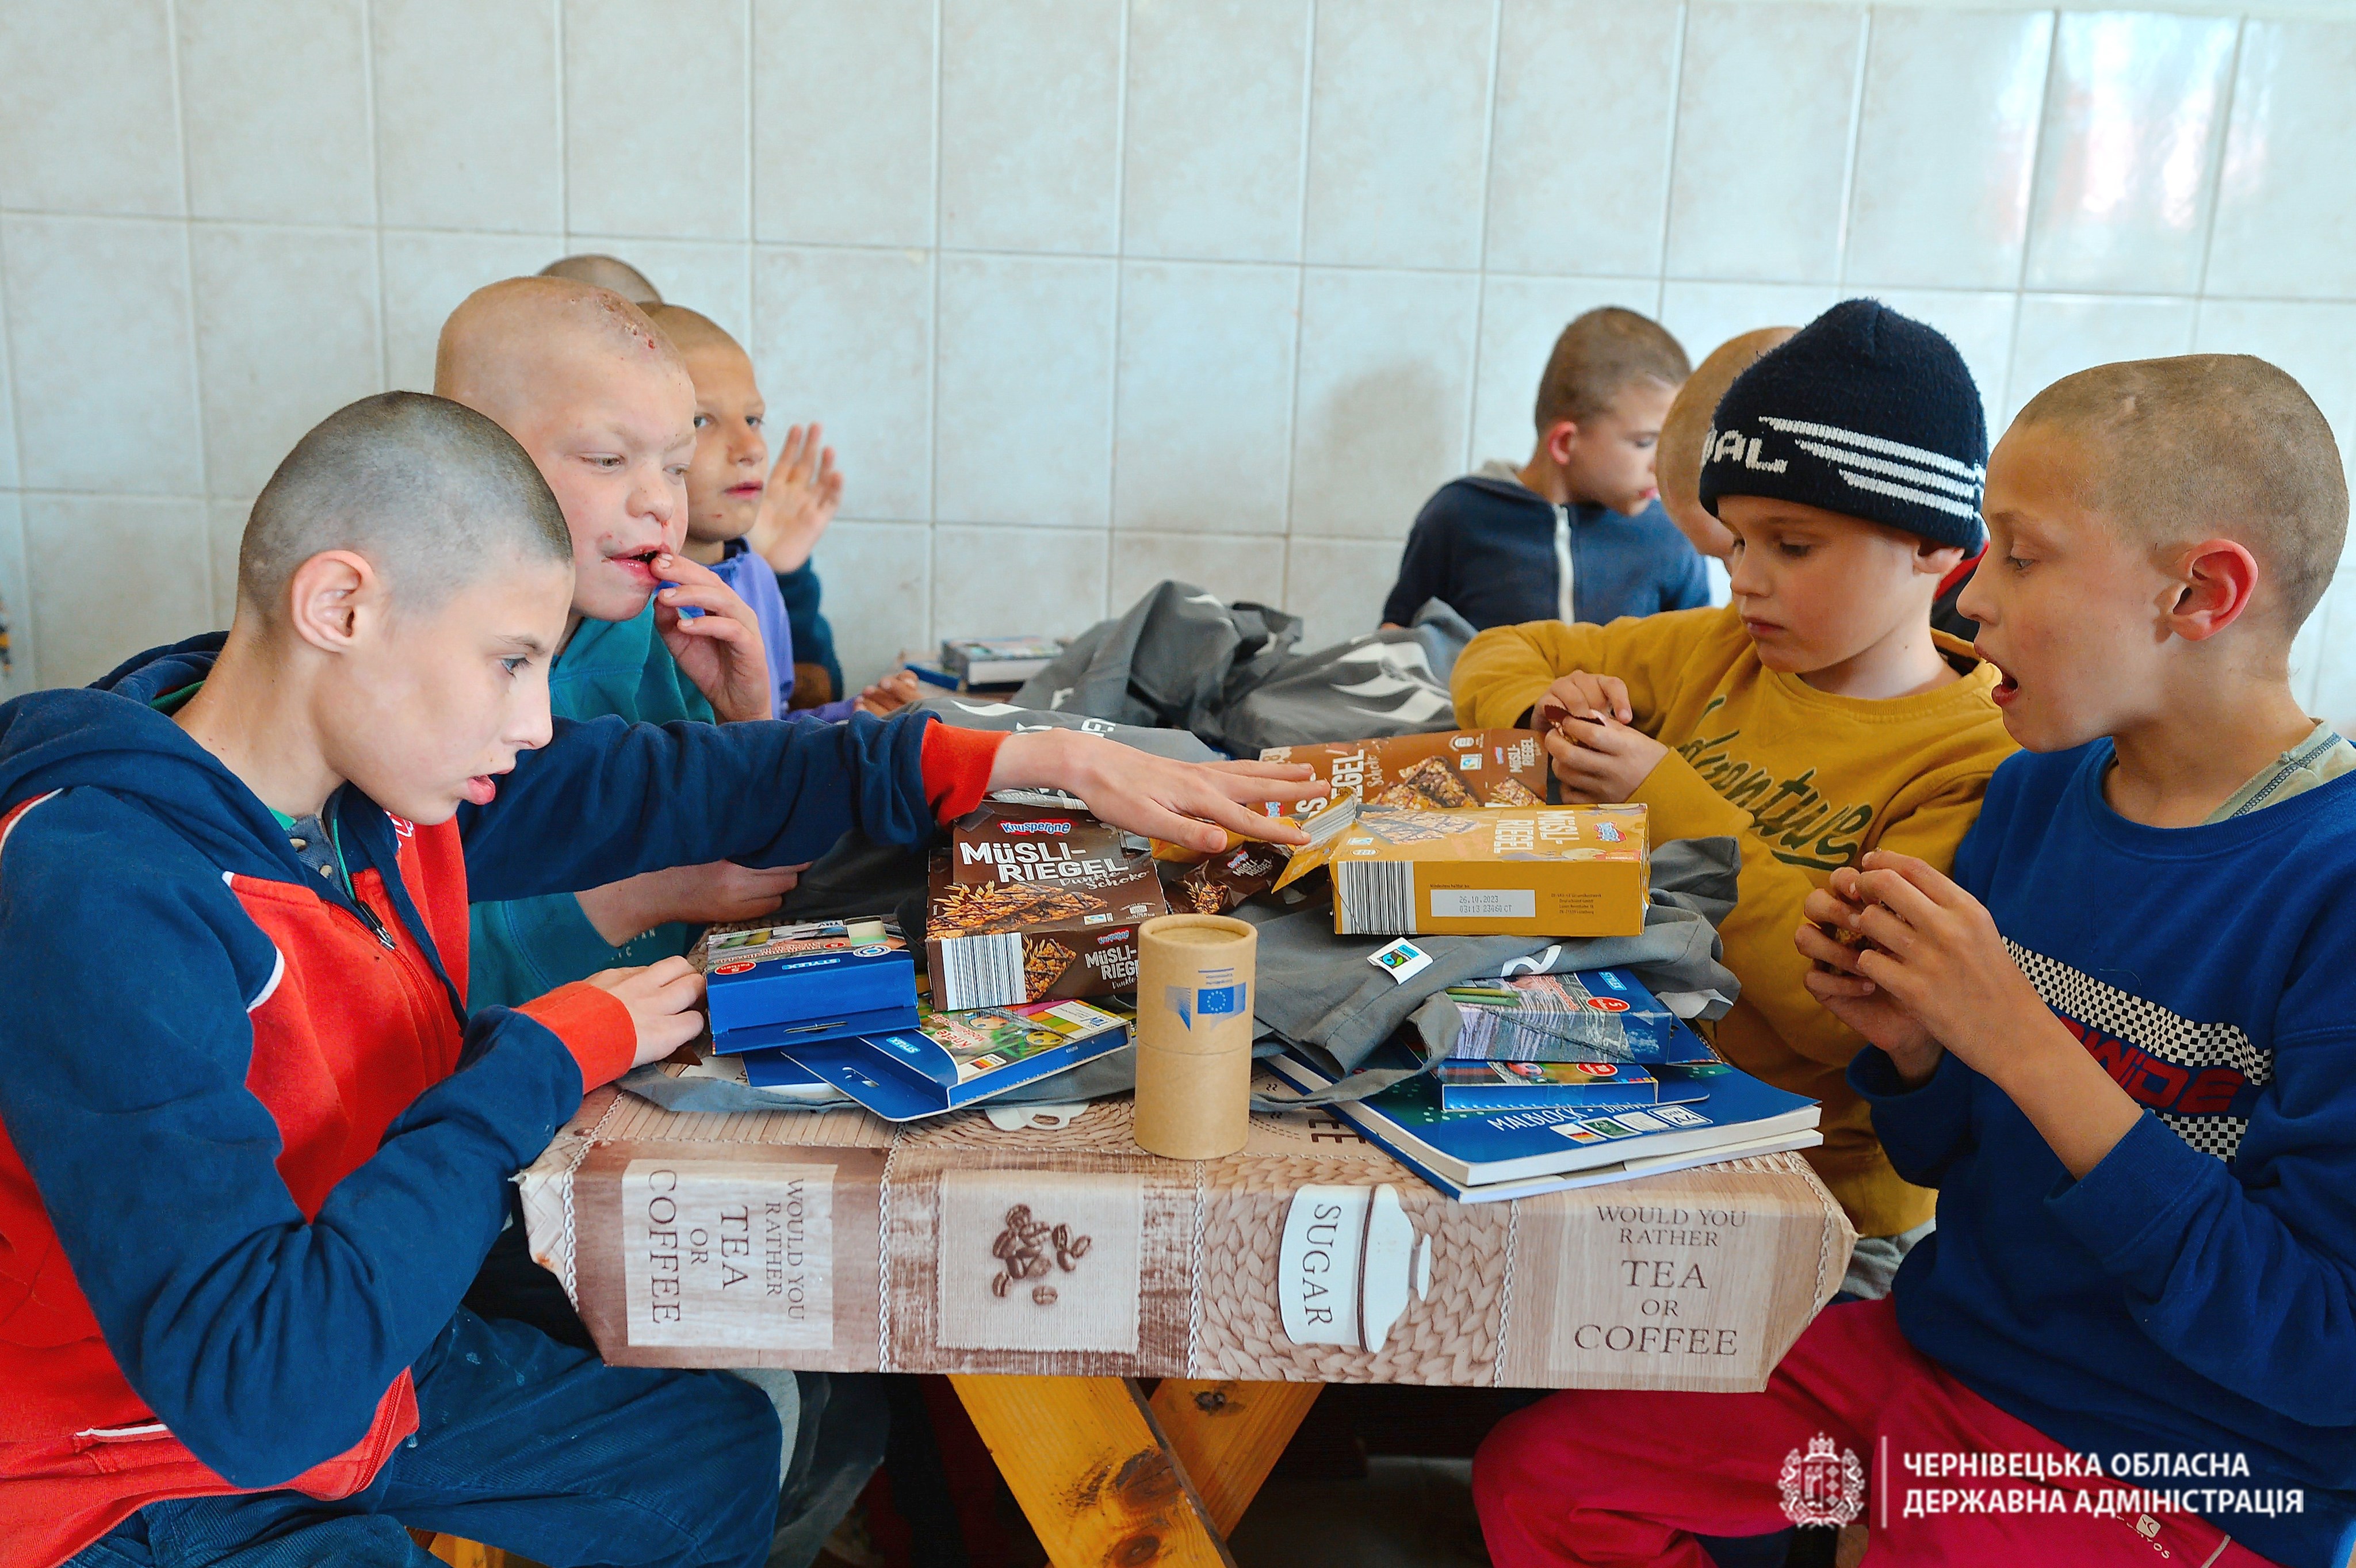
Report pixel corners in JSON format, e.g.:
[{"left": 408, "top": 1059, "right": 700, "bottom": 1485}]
[
  {"left": 554, "top": 0, "right": 569, "bottom": 251},
  {"left": 1279, "top": 0, "right": 1320, "bottom": 614},
  {"left": 2000, "top": 7, "right": 2071, "bottom": 422},
  {"left": 362, "top": 0, "right": 389, "bottom": 399},
  {"left": 1651, "top": 3, "right": 1689, "bottom": 309},
  {"left": 1103, "top": 0, "right": 1131, "bottom": 620},
  {"left": 1463, "top": 0, "right": 1504, "bottom": 474},
  {"left": 1832, "top": 6, "right": 1872, "bottom": 288},
  {"left": 743, "top": 0, "right": 756, "bottom": 326},
  {"left": 163, "top": 0, "right": 216, "bottom": 629},
  {"left": 2190, "top": 16, "right": 2246, "bottom": 310},
  {"left": 0, "top": 210, "right": 24, "bottom": 691},
  {"left": 925, "top": 0, "right": 945, "bottom": 659}
]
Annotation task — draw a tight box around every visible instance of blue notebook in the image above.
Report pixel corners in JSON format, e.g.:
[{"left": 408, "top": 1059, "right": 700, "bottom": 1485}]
[
  {"left": 705, "top": 920, "right": 919, "bottom": 1055},
  {"left": 1444, "top": 967, "right": 1712, "bottom": 1063},
  {"left": 1265, "top": 1044, "right": 1820, "bottom": 1198}
]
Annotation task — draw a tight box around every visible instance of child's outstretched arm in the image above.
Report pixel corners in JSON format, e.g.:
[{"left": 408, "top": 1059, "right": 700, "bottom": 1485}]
[
  {"left": 458, "top": 709, "right": 1328, "bottom": 908},
  {"left": 1810, "top": 850, "right": 2356, "bottom": 1426}
]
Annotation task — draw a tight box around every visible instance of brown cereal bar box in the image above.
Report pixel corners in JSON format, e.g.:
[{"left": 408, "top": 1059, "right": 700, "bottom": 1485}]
[
  {"left": 1260, "top": 730, "right": 1548, "bottom": 810},
  {"left": 927, "top": 802, "right": 1169, "bottom": 1010}
]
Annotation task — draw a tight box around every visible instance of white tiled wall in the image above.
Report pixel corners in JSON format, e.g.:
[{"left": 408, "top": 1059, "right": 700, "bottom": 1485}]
[{"left": 5, "top": 0, "right": 2356, "bottom": 720}]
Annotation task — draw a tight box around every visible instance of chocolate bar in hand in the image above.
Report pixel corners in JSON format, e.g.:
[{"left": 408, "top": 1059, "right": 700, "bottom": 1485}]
[
  {"left": 927, "top": 802, "right": 1170, "bottom": 1010},
  {"left": 1259, "top": 729, "right": 1548, "bottom": 810}
]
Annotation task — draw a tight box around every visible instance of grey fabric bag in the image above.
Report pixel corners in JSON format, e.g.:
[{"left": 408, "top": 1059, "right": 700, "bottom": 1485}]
[
  {"left": 1012, "top": 581, "right": 1302, "bottom": 739},
  {"left": 907, "top": 693, "right": 1221, "bottom": 761},
  {"left": 1210, "top": 599, "right": 1476, "bottom": 754}
]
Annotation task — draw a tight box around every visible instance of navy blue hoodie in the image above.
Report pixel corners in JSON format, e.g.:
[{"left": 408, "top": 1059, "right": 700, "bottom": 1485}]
[{"left": 1382, "top": 466, "right": 1711, "bottom": 632}]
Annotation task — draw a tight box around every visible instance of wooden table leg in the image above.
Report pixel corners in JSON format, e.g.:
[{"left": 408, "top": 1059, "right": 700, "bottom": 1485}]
[
  {"left": 951, "top": 1374, "right": 1236, "bottom": 1568},
  {"left": 1146, "top": 1380, "right": 1322, "bottom": 1536}
]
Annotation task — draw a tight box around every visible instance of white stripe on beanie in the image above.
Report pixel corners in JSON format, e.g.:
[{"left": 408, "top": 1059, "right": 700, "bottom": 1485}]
[
  {"left": 1792, "top": 439, "right": 1980, "bottom": 499},
  {"left": 1834, "top": 469, "right": 1985, "bottom": 520},
  {"left": 1759, "top": 415, "right": 1984, "bottom": 481}
]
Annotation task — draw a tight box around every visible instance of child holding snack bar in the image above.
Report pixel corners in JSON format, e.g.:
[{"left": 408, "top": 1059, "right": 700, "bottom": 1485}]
[
  {"left": 1477, "top": 354, "right": 2355, "bottom": 1566},
  {"left": 1452, "top": 300, "right": 2015, "bottom": 1284}
]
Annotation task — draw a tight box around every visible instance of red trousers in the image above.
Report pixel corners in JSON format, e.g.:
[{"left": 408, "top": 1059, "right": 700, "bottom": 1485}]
[{"left": 1473, "top": 1297, "right": 2282, "bottom": 1567}]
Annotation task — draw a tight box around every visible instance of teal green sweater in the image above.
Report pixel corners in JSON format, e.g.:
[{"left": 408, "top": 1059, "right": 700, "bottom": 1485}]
[{"left": 467, "top": 605, "right": 716, "bottom": 1009}]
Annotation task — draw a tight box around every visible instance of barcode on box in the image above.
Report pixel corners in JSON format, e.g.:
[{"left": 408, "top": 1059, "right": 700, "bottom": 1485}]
[
  {"left": 1336, "top": 862, "right": 1414, "bottom": 935},
  {"left": 937, "top": 932, "right": 1023, "bottom": 1010},
  {"left": 1431, "top": 889, "right": 1536, "bottom": 920}
]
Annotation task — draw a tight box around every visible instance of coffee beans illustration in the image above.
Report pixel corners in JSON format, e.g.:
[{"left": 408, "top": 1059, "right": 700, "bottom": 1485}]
[{"left": 991, "top": 1204, "right": 1088, "bottom": 1305}]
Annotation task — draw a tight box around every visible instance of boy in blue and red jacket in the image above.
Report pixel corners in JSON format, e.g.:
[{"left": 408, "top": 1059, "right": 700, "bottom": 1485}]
[
  {"left": 1474, "top": 356, "right": 2356, "bottom": 1567},
  {"left": 0, "top": 392, "right": 1319, "bottom": 1568}
]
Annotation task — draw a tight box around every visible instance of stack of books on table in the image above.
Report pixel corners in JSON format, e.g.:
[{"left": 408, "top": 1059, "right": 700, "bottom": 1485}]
[
  {"left": 1266, "top": 967, "right": 1821, "bottom": 1202},
  {"left": 931, "top": 635, "right": 1064, "bottom": 692}
]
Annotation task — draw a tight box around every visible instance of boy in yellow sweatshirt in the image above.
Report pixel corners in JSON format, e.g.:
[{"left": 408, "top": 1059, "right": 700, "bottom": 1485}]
[{"left": 1453, "top": 300, "right": 2014, "bottom": 1267}]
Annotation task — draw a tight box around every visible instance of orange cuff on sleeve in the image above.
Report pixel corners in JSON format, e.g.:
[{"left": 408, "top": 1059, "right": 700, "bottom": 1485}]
[
  {"left": 921, "top": 721, "right": 1007, "bottom": 823},
  {"left": 517, "top": 981, "right": 637, "bottom": 1092}
]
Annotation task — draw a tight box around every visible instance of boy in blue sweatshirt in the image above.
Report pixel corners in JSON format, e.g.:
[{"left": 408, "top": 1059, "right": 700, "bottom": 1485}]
[
  {"left": 0, "top": 392, "right": 1319, "bottom": 1567},
  {"left": 1382, "top": 307, "right": 1708, "bottom": 632},
  {"left": 1475, "top": 355, "right": 2354, "bottom": 1566}
]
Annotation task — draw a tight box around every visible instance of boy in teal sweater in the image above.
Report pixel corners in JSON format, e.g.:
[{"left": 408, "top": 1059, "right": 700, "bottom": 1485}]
[{"left": 438, "top": 277, "right": 804, "bottom": 1010}]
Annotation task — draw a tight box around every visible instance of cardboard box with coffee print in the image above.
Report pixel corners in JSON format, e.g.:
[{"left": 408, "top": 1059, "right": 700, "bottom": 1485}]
[
  {"left": 1323, "top": 804, "right": 1651, "bottom": 938},
  {"left": 927, "top": 802, "right": 1169, "bottom": 1010}
]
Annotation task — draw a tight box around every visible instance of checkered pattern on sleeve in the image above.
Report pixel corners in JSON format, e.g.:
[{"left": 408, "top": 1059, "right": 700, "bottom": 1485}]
[{"left": 2007, "top": 939, "right": 2268, "bottom": 1164}]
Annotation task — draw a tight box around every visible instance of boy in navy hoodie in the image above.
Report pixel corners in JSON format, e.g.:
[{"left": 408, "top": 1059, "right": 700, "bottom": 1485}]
[
  {"left": 1475, "top": 355, "right": 2355, "bottom": 1567},
  {"left": 1382, "top": 307, "right": 1707, "bottom": 631},
  {"left": 0, "top": 393, "right": 1319, "bottom": 1568}
]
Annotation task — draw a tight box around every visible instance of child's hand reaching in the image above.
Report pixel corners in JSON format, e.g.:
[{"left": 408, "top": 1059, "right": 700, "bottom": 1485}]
[
  {"left": 583, "top": 957, "right": 710, "bottom": 1070},
  {"left": 989, "top": 731, "right": 1329, "bottom": 854},
  {"left": 576, "top": 860, "right": 811, "bottom": 946},
  {"left": 853, "top": 670, "right": 923, "bottom": 717},
  {"left": 750, "top": 422, "right": 842, "bottom": 576},
  {"left": 1795, "top": 870, "right": 1945, "bottom": 1085}
]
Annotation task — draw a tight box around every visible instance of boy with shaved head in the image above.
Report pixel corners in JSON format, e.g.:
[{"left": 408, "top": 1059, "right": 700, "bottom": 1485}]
[
  {"left": 1475, "top": 356, "right": 2356, "bottom": 1567},
  {"left": 0, "top": 394, "right": 1320, "bottom": 1566},
  {"left": 437, "top": 277, "right": 799, "bottom": 1014}
]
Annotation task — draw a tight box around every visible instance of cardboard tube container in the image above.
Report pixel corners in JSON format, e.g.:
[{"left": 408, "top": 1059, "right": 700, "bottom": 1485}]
[{"left": 1132, "top": 913, "right": 1257, "bottom": 1159}]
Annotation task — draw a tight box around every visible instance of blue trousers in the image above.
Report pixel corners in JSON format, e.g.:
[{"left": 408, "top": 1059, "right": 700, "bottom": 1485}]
[{"left": 66, "top": 1309, "right": 783, "bottom": 1568}]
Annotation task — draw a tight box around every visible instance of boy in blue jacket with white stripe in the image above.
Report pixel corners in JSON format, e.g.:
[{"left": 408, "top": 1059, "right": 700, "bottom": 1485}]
[
  {"left": 1477, "top": 354, "right": 2356, "bottom": 1567},
  {"left": 0, "top": 392, "right": 1319, "bottom": 1568}
]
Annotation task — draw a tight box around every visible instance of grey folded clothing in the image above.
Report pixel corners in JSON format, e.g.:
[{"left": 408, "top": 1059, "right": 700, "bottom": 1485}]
[
  {"left": 907, "top": 693, "right": 1220, "bottom": 762},
  {"left": 1241, "top": 836, "right": 1741, "bottom": 1110}
]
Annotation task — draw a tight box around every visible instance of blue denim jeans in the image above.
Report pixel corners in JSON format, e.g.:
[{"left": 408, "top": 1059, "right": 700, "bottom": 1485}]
[{"left": 66, "top": 1308, "right": 783, "bottom": 1568}]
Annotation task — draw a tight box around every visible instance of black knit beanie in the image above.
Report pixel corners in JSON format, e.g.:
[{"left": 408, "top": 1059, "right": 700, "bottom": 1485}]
[{"left": 1699, "top": 299, "right": 1987, "bottom": 550}]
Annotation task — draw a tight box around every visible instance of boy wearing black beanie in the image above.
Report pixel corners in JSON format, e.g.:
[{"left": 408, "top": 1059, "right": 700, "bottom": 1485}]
[{"left": 1452, "top": 300, "right": 2014, "bottom": 1268}]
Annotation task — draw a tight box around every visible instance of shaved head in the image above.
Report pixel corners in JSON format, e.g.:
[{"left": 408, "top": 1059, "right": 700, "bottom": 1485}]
[
  {"left": 642, "top": 303, "right": 742, "bottom": 360},
  {"left": 2016, "top": 355, "right": 2349, "bottom": 628},
  {"left": 239, "top": 392, "right": 571, "bottom": 620},
  {"left": 538, "top": 253, "right": 661, "bottom": 305},
  {"left": 435, "top": 276, "right": 689, "bottom": 431}
]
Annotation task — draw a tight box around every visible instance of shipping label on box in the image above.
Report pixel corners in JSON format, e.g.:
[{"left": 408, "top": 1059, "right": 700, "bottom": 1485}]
[
  {"left": 1329, "top": 805, "right": 1649, "bottom": 938},
  {"left": 1260, "top": 729, "right": 1548, "bottom": 809}
]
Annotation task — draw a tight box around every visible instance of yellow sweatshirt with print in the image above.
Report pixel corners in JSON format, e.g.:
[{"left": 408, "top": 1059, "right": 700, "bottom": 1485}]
[{"left": 1454, "top": 603, "right": 2015, "bottom": 1237}]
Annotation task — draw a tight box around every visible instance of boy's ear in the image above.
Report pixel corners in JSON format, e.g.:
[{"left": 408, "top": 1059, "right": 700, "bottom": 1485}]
[
  {"left": 2163, "top": 538, "right": 2261, "bottom": 644},
  {"left": 1915, "top": 540, "right": 1967, "bottom": 579},
  {"left": 284, "top": 550, "right": 380, "bottom": 655},
  {"left": 1542, "top": 418, "right": 1581, "bottom": 464}
]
